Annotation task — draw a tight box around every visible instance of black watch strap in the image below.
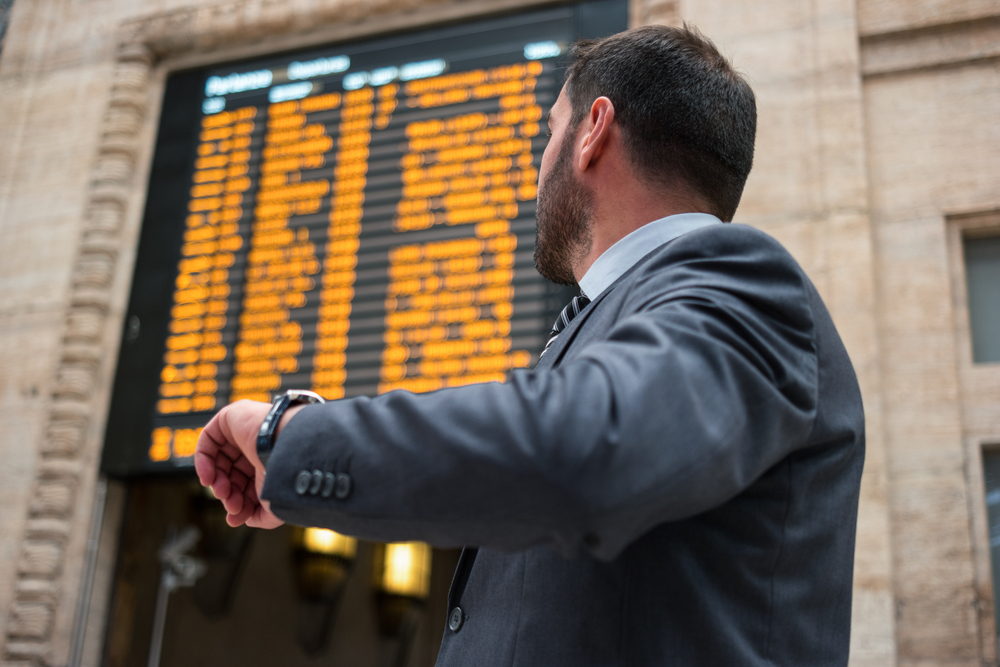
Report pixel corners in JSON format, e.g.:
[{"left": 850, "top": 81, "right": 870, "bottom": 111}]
[{"left": 256, "top": 389, "right": 325, "bottom": 467}]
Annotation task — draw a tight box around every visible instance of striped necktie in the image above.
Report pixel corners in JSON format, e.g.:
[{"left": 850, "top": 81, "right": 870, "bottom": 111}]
[{"left": 539, "top": 294, "right": 591, "bottom": 358}]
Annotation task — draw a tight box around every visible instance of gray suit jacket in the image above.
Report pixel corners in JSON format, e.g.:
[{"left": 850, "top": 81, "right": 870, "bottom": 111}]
[{"left": 262, "top": 223, "right": 865, "bottom": 666}]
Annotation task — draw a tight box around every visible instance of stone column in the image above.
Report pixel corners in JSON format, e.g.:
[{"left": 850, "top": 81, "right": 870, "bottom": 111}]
[{"left": 3, "top": 42, "right": 154, "bottom": 666}]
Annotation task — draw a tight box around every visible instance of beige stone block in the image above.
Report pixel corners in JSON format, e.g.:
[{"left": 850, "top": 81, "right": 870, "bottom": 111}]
[
  {"left": 22, "top": 520, "right": 70, "bottom": 544},
  {"left": 52, "top": 363, "right": 97, "bottom": 402},
  {"left": 855, "top": 476, "right": 892, "bottom": 584},
  {"left": 889, "top": 474, "right": 979, "bottom": 658},
  {"left": 684, "top": 0, "right": 815, "bottom": 36},
  {"left": 72, "top": 257, "right": 115, "bottom": 291},
  {"left": 28, "top": 484, "right": 74, "bottom": 518},
  {"left": 812, "top": 93, "right": 868, "bottom": 209},
  {"left": 864, "top": 64, "right": 1000, "bottom": 219},
  {"left": 823, "top": 213, "right": 877, "bottom": 300},
  {"left": 873, "top": 217, "right": 967, "bottom": 496},
  {"left": 1, "top": 641, "right": 48, "bottom": 663},
  {"left": 40, "top": 422, "right": 85, "bottom": 458},
  {"left": 62, "top": 309, "right": 104, "bottom": 345},
  {"left": 881, "top": 414, "right": 963, "bottom": 468},
  {"left": 13, "top": 579, "right": 60, "bottom": 605},
  {"left": 7, "top": 603, "right": 52, "bottom": 640},
  {"left": 739, "top": 86, "right": 824, "bottom": 221},
  {"left": 858, "top": 0, "right": 1000, "bottom": 36},
  {"left": 110, "top": 59, "right": 151, "bottom": 94},
  {"left": 91, "top": 149, "right": 136, "bottom": 187},
  {"left": 875, "top": 221, "right": 953, "bottom": 323},
  {"left": 82, "top": 201, "right": 124, "bottom": 236},
  {"left": 960, "top": 366, "right": 1000, "bottom": 437},
  {"left": 34, "top": 457, "right": 83, "bottom": 481},
  {"left": 102, "top": 104, "right": 145, "bottom": 139},
  {"left": 862, "top": 18, "right": 1000, "bottom": 77},
  {"left": 18, "top": 542, "right": 62, "bottom": 578},
  {"left": 881, "top": 336, "right": 960, "bottom": 402},
  {"left": 70, "top": 287, "right": 111, "bottom": 312},
  {"left": 850, "top": 587, "right": 896, "bottom": 664}
]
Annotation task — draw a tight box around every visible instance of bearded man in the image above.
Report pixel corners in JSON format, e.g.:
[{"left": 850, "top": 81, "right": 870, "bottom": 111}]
[{"left": 197, "top": 24, "right": 864, "bottom": 666}]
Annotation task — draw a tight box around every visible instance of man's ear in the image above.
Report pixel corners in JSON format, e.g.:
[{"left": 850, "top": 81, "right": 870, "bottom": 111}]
[{"left": 578, "top": 97, "right": 615, "bottom": 172}]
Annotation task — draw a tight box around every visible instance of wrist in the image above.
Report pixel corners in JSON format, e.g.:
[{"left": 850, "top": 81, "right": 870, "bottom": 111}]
[
  {"left": 256, "top": 390, "right": 325, "bottom": 468},
  {"left": 275, "top": 403, "right": 308, "bottom": 440}
]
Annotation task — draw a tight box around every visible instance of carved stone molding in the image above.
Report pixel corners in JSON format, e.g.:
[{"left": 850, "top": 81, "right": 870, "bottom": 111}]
[{"left": 3, "top": 43, "right": 152, "bottom": 663}]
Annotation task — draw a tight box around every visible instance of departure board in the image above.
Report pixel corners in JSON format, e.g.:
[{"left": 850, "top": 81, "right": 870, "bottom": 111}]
[{"left": 102, "top": 0, "right": 628, "bottom": 476}]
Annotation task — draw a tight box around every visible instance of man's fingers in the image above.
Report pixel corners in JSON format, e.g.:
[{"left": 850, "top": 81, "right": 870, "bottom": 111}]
[
  {"left": 229, "top": 467, "right": 251, "bottom": 495},
  {"left": 227, "top": 483, "right": 265, "bottom": 527},
  {"left": 221, "top": 486, "right": 244, "bottom": 515},
  {"left": 226, "top": 493, "right": 255, "bottom": 527},
  {"left": 210, "top": 471, "right": 232, "bottom": 502},
  {"left": 247, "top": 499, "right": 284, "bottom": 529},
  {"left": 193, "top": 399, "right": 281, "bottom": 529},
  {"left": 194, "top": 419, "right": 227, "bottom": 486},
  {"left": 232, "top": 454, "right": 256, "bottom": 478},
  {"left": 193, "top": 451, "right": 217, "bottom": 487}
]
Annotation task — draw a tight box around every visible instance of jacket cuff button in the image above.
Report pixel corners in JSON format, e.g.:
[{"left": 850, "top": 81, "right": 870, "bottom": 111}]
[
  {"left": 294, "top": 470, "right": 311, "bottom": 495},
  {"left": 334, "top": 473, "right": 352, "bottom": 500},
  {"left": 321, "top": 472, "right": 336, "bottom": 498},
  {"left": 309, "top": 469, "right": 323, "bottom": 495}
]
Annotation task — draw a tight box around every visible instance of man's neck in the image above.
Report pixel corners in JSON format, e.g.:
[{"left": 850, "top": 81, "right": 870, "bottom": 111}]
[
  {"left": 574, "top": 200, "right": 712, "bottom": 282},
  {"left": 576, "top": 212, "right": 723, "bottom": 299}
]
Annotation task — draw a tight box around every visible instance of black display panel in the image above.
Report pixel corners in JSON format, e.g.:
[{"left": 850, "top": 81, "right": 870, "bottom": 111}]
[{"left": 102, "top": 0, "right": 628, "bottom": 476}]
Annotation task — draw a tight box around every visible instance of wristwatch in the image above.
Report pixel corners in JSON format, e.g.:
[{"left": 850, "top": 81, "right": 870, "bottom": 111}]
[{"left": 256, "top": 389, "right": 326, "bottom": 467}]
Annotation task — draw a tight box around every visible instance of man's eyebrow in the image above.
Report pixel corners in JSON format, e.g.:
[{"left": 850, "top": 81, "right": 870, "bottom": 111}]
[{"left": 545, "top": 110, "right": 552, "bottom": 126}]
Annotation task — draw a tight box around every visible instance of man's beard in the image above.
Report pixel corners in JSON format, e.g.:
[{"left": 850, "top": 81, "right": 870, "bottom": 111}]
[{"left": 533, "top": 134, "right": 594, "bottom": 287}]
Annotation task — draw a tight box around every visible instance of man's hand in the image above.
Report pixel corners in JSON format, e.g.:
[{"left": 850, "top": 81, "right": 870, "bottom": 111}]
[{"left": 194, "top": 400, "right": 285, "bottom": 529}]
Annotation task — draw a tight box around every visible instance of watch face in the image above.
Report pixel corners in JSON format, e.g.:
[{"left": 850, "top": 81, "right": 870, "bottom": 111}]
[{"left": 287, "top": 389, "right": 326, "bottom": 404}]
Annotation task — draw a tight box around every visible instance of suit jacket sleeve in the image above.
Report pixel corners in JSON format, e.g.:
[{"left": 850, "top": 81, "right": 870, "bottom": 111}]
[{"left": 260, "top": 226, "right": 819, "bottom": 561}]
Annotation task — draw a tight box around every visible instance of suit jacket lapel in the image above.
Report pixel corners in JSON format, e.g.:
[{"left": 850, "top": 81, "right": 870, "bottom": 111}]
[
  {"left": 537, "top": 240, "right": 675, "bottom": 370},
  {"left": 539, "top": 286, "right": 614, "bottom": 369}
]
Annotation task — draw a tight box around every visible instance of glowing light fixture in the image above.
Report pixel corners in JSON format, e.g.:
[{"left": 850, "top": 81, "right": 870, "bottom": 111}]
[
  {"left": 377, "top": 542, "right": 432, "bottom": 598},
  {"left": 302, "top": 528, "right": 358, "bottom": 558}
]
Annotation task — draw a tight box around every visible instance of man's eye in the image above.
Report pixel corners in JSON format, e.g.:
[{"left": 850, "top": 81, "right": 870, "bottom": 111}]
[{"left": 545, "top": 129, "right": 552, "bottom": 138}]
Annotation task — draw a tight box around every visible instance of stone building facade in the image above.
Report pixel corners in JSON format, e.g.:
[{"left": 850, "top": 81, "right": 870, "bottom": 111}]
[{"left": 0, "top": 0, "right": 997, "bottom": 664}]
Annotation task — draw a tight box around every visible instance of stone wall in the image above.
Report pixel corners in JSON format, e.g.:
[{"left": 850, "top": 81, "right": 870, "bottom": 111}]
[
  {"left": 861, "top": 6, "right": 1000, "bottom": 661},
  {"left": 0, "top": 0, "right": 997, "bottom": 664}
]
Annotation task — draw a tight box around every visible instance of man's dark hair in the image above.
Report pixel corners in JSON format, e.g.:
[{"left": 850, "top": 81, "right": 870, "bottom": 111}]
[{"left": 566, "top": 25, "right": 756, "bottom": 221}]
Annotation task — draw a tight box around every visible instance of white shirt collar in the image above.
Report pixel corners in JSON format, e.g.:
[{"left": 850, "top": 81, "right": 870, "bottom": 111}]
[{"left": 578, "top": 213, "right": 722, "bottom": 299}]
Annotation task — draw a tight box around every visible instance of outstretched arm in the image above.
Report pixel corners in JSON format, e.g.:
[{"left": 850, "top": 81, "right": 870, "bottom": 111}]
[{"left": 259, "top": 227, "right": 820, "bottom": 560}]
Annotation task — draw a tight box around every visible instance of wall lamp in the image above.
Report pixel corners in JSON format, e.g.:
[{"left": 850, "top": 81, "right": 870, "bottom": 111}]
[
  {"left": 292, "top": 527, "right": 358, "bottom": 654},
  {"left": 373, "top": 541, "right": 433, "bottom": 667}
]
